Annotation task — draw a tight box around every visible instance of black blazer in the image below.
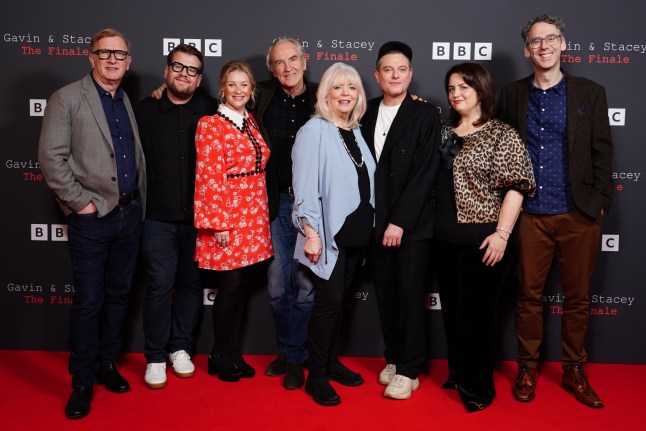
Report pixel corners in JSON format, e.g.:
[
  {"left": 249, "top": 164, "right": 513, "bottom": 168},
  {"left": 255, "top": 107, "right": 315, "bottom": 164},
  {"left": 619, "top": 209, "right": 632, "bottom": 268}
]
[
  {"left": 498, "top": 74, "right": 613, "bottom": 218},
  {"left": 361, "top": 94, "right": 441, "bottom": 242},
  {"left": 253, "top": 78, "right": 319, "bottom": 220}
]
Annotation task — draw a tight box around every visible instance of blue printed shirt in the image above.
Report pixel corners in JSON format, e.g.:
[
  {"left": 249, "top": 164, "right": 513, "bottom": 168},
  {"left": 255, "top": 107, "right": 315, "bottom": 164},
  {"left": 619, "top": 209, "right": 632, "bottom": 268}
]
[{"left": 523, "top": 75, "right": 575, "bottom": 214}]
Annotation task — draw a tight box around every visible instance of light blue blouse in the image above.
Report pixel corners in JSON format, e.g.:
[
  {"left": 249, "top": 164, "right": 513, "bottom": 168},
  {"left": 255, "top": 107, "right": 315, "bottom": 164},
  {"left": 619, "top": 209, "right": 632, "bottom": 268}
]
[{"left": 291, "top": 116, "right": 376, "bottom": 280}]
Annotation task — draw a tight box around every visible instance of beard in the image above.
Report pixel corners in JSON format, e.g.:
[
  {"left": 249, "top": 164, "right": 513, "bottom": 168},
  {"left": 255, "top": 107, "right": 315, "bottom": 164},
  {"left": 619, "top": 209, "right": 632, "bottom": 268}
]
[{"left": 167, "top": 79, "right": 194, "bottom": 100}]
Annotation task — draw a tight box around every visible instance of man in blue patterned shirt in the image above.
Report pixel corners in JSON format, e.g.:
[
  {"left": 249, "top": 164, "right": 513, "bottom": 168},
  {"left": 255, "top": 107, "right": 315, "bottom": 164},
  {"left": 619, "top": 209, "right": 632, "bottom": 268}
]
[{"left": 498, "top": 14, "right": 613, "bottom": 408}]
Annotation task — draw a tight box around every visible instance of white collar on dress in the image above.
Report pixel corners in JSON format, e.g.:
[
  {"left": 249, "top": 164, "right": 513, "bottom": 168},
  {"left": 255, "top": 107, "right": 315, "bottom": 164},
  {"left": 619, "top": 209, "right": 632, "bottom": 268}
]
[{"left": 218, "top": 104, "right": 247, "bottom": 129}]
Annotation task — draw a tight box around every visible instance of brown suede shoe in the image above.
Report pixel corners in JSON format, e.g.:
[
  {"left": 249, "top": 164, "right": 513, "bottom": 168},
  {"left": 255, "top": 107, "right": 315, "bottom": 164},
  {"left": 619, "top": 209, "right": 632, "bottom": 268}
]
[
  {"left": 512, "top": 363, "right": 537, "bottom": 402},
  {"left": 562, "top": 365, "right": 604, "bottom": 408}
]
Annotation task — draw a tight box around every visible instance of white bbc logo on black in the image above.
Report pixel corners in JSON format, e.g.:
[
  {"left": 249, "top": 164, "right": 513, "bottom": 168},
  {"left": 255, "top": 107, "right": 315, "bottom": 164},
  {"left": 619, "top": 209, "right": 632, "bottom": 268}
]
[
  {"left": 601, "top": 234, "right": 619, "bottom": 252},
  {"left": 30, "top": 99, "right": 47, "bottom": 117},
  {"left": 163, "top": 38, "right": 221, "bottom": 57},
  {"left": 31, "top": 224, "right": 68, "bottom": 241},
  {"left": 608, "top": 109, "right": 625, "bottom": 126}
]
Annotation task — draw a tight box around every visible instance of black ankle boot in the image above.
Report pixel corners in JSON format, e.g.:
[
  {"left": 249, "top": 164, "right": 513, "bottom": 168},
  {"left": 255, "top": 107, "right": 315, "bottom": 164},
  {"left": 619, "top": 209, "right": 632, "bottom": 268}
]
[
  {"left": 231, "top": 355, "right": 255, "bottom": 378},
  {"left": 208, "top": 354, "right": 242, "bottom": 382},
  {"left": 305, "top": 376, "right": 341, "bottom": 406}
]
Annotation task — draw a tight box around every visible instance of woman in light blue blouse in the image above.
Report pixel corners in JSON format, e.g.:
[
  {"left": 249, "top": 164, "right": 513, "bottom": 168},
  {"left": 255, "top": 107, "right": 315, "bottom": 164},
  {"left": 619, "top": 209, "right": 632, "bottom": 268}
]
[{"left": 291, "top": 62, "right": 375, "bottom": 406}]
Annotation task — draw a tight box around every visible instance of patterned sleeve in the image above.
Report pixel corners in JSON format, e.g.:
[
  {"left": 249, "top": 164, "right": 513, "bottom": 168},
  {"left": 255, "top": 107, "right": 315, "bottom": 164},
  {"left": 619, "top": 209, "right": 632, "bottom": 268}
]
[
  {"left": 490, "top": 122, "right": 536, "bottom": 197},
  {"left": 194, "top": 116, "right": 233, "bottom": 230}
]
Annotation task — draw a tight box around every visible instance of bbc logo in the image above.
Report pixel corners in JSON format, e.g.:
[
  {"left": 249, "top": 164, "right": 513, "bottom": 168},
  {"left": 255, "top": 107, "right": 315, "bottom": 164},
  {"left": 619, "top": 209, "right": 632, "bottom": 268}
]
[
  {"left": 31, "top": 224, "right": 68, "bottom": 241},
  {"left": 203, "top": 288, "right": 218, "bottom": 305},
  {"left": 425, "top": 293, "right": 441, "bottom": 310},
  {"left": 601, "top": 234, "right": 619, "bottom": 252},
  {"left": 608, "top": 109, "right": 625, "bottom": 126},
  {"left": 163, "top": 38, "right": 222, "bottom": 57},
  {"left": 432, "top": 42, "right": 492, "bottom": 60},
  {"left": 30, "top": 99, "right": 47, "bottom": 117}
]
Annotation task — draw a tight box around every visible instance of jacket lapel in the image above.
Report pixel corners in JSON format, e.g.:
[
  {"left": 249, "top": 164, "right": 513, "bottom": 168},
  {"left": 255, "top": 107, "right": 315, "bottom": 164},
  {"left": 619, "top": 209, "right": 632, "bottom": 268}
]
[
  {"left": 379, "top": 94, "right": 414, "bottom": 165},
  {"left": 82, "top": 75, "right": 115, "bottom": 151},
  {"left": 565, "top": 75, "right": 580, "bottom": 153}
]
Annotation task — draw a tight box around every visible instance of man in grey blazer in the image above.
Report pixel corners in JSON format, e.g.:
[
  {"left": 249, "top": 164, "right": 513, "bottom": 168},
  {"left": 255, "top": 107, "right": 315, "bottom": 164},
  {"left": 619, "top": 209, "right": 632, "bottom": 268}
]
[
  {"left": 498, "top": 14, "right": 613, "bottom": 408},
  {"left": 38, "top": 28, "right": 146, "bottom": 419}
]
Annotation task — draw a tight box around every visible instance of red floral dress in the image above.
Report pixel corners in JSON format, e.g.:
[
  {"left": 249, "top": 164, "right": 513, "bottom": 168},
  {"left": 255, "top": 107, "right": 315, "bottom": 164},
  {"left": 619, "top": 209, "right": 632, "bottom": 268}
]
[{"left": 194, "top": 110, "right": 273, "bottom": 270}]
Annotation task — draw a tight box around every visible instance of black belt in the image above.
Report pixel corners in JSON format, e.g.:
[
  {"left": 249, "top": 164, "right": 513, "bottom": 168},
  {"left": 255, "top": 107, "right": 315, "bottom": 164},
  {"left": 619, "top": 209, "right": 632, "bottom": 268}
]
[
  {"left": 117, "top": 189, "right": 139, "bottom": 206},
  {"left": 279, "top": 186, "right": 294, "bottom": 197}
]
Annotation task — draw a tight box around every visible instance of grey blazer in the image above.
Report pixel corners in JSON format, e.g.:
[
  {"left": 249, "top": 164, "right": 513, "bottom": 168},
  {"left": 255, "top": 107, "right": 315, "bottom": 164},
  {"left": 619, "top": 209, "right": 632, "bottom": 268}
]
[{"left": 39, "top": 74, "right": 146, "bottom": 218}]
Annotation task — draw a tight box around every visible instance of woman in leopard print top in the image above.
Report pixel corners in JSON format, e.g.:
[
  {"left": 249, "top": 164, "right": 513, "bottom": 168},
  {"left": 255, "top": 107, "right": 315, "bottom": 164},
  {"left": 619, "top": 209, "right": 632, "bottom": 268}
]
[{"left": 434, "top": 63, "right": 535, "bottom": 412}]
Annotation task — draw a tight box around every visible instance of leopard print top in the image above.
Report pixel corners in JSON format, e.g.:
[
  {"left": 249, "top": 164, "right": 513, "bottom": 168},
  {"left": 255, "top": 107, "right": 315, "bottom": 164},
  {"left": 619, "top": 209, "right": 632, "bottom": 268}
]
[{"left": 440, "top": 119, "right": 536, "bottom": 223}]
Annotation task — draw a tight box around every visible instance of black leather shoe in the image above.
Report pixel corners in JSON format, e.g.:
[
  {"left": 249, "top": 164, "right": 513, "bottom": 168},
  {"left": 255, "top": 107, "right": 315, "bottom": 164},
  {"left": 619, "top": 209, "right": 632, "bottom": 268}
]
[
  {"left": 65, "top": 386, "right": 93, "bottom": 419},
  {"left": 283, "top": 363, "right": 305, "bottom": 390},
  {"left": 231, "top": 355, "right": 255, "bottom": 378},
  {"left": 265, "top": 354, "right": 287, "bottom": 377},
  {"left": 328, "top": 359, "right": 364, "bottom": 387},
  {"left": 208, "top": 354, "right": 242, "bottom": 382},
  {"left": 96, "top": 363, "right": 130, "bottom": 393},
  {"left": 305, "top": 377, "right": 341, "bottom": 406}
]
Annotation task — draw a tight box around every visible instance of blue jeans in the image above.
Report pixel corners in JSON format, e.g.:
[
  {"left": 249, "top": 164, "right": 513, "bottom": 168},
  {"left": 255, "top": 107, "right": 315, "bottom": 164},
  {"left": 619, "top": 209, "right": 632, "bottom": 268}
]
[
  {"left": 66, "top": 198, "right": 142, "bottom": 388},
  {"left": 142, "top": 220, "right": 203, "bottom": 363},
  {"left": 267, "top": 194, "right": 315, "bottom": 364}
]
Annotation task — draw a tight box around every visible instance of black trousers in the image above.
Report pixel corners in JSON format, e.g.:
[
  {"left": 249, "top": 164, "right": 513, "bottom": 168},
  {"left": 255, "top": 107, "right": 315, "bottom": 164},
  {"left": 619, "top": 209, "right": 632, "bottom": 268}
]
[
  {"left": 307, "top": 246, "right": 363, "bottom": 378},
  {"left": 371, "top": 240, "right": 430, "bottom": 378},
  {"left": 435, "top": 237, "right": 517, "bottom": 406}
]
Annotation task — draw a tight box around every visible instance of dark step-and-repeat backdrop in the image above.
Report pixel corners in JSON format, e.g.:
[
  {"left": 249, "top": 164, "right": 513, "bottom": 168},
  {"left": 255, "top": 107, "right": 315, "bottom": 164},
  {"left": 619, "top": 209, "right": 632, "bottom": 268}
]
[{"left": 1, "top": 0, "right": 644, "bottom": 363}]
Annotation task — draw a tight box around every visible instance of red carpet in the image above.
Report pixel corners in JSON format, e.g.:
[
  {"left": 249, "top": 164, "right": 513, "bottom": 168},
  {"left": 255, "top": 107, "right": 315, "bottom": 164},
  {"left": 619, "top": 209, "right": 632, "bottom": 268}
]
[{"left": 0, "top": 350, "right": 643, "bottom": 431}]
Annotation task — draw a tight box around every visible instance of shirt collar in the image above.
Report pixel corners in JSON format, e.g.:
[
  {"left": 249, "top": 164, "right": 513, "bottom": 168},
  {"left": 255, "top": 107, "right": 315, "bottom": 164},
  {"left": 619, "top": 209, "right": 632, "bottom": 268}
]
[
  {"left": 218, "top": 104, "right": 247, "bottom": 129},
  {"left": 159, "top": 89, "right": 203, "bottom": 114},
  {"left": 91, "top": 73, "right": 123, "bottom": 99},
  {"left": 530, "top": 70, "right": 567, "bottom": 95}
]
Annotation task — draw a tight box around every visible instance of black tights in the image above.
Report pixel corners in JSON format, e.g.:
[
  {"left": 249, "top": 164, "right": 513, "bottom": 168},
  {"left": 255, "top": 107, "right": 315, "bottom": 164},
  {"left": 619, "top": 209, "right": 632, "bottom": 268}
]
[{"left": 211, "top": 267, "right": 250, "bottom": 357}]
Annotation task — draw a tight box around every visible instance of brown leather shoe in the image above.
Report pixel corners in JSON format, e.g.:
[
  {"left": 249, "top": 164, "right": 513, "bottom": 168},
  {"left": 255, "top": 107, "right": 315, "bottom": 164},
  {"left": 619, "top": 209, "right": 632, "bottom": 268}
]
[
  {"left": 512, "top": 363, "right": 537, "bottom": 402},
  {"left": 562, "top": 365, "right": 604, "bottom": 408}
]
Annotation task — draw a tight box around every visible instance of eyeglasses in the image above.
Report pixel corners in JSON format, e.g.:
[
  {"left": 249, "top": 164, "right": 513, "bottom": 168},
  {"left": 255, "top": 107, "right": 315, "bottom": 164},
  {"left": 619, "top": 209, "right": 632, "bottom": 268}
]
[
  {"left": 526, "top": 34, "right": 562, "bottom": 49},
  {"left": 168, "top": 61, "right": 202, "bottom": 77},
  {"left": 92, "top": 49, "right": 129, "bottom": 61}
]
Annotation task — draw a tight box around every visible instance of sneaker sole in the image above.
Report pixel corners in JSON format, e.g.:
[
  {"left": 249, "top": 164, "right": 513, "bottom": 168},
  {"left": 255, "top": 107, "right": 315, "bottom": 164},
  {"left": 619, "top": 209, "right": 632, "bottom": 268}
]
[
  {"left": 145, "top": 380, "right": 167, "bottom": 389},
  {"left": 174, "top": 370, "right": 195, "bottom": 378},
  {"left": 378, "top": 376, "right": 391, "bottom": 385},
  {"left": 384, "top": 389, "right": 412, "bottom": 400}
]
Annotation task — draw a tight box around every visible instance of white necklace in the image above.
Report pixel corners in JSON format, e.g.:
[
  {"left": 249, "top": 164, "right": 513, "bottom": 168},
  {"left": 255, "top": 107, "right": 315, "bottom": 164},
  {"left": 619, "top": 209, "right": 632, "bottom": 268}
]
[{"left": 336, "top": 127, "right": 364, "bottom": 168}]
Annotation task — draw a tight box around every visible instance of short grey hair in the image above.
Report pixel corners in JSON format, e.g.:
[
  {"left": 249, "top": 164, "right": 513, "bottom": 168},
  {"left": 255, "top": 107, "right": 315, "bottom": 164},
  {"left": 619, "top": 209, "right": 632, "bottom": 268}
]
[
  {"left": 520, "top": 14, "right": 566, "bottom": 42},
  {"left": 266, "top": 36, "right": 305, "bottom": 72}
]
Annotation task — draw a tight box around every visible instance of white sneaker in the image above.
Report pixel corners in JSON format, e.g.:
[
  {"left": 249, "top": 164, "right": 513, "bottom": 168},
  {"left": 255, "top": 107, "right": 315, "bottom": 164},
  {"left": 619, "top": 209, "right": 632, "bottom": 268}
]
[
  {"left": 144, "top": 363, "right": 167, "bottom": 389},
  {"left": 169, "top": 350, "right": 195, "bottom": 378},
  {"left": 379, "top": 364, "right": 396, "bottom": 385},
  {"left": 384, "top": 374, "right": 420, "bottom": 400}
]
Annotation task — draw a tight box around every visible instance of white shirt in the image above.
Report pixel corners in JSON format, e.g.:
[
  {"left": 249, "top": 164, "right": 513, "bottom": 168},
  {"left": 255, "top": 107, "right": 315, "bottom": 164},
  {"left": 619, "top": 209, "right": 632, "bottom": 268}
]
[{"left": 374, "top": 102, "right": 401, "bottom": 161}]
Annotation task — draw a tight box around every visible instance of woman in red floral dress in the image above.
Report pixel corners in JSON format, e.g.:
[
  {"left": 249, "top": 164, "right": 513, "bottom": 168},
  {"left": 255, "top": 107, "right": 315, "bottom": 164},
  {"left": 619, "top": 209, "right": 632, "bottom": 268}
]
[{"left": 194, "top": 60, "right": 272, "bottom": 382}]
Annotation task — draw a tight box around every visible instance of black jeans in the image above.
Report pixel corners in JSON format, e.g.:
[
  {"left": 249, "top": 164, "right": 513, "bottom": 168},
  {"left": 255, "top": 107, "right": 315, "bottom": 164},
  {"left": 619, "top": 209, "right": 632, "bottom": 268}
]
[
  {"left": 66, "top": 198, "right": 142, "bottom": 388},
  {"left": 142, "top": 220, "right": 203, "bottom": 363}
]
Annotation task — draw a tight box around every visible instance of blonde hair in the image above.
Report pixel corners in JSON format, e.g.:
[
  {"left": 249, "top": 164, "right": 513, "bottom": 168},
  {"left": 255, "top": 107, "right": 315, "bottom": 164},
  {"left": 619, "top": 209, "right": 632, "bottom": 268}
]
[
  {"left": 315, "top": 63, "right": 366, "bottom": 129},
  {"left": 91, "top": 28, "right": 131, "bottom": 51}
]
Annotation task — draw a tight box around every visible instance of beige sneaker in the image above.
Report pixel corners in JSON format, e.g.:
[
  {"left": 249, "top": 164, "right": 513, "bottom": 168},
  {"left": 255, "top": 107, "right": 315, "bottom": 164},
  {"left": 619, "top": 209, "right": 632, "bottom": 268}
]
[
  {"left": 144, "top": 363, "right": 167, "bottom": 389},
  {"left": 169, "top": 350, "right": 195, "bottom": 378},
  {"left": 384, "top": 374, "right": 420, "bottom": 400},
  {"left": 379, "top": 364, "right": 396, "bottom": 385}
]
